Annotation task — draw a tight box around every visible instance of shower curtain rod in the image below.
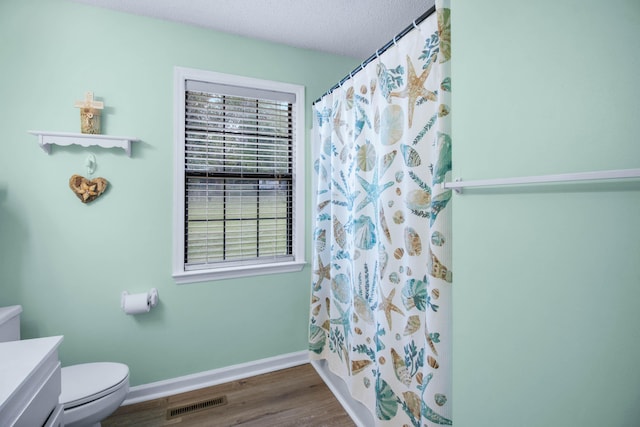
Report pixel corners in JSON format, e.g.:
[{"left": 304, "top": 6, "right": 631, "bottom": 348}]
[
  {"left": 313, "top": 5, "right": 436, "bottom": 105},
  {"left": 443, "top": 168, "right": 640, "bottom": 194}
]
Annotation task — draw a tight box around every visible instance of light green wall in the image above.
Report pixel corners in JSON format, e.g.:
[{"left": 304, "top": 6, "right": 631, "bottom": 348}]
[
  {"left": 0, "top": 0, "right": 358, "bottom": 386},
  {"left": 452, "top": 1, "right": 640, "bottom": 426}
]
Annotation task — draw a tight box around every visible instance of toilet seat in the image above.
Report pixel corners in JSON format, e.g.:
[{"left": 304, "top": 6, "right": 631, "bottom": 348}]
[{"left": 61, "top": 362, "right": 129, "bottom": 409}]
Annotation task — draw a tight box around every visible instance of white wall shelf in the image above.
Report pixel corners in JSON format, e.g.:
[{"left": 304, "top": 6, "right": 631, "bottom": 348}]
[{"left": 28, "top": 130, "right": 139, "bottom": 157}]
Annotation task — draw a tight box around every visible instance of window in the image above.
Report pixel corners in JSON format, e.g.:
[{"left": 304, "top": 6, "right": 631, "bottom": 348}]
[{"left": 173, "top": 67, "right": 305, "bottom": 283}]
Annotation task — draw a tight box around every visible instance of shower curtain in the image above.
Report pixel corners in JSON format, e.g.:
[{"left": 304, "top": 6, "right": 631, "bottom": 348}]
[{"left": 309, "top": 2, "right": 452, "bottom": 426}]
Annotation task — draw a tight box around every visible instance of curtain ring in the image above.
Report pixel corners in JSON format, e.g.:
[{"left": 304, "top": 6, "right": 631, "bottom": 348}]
[
  {"left": 412, "top": 18, "right": 423, "bottom": 35},
  {"left": 372, "top": 51, "right": 381, "bottom": 65}
]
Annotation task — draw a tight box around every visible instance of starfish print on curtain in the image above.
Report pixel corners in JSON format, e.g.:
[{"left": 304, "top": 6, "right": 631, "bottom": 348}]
[{"left": 390, "top": 56, "right": 437, "bottom": 127}]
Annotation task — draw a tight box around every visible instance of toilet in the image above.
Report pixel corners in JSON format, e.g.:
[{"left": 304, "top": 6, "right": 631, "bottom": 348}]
[
  {"left": 0, "top": 305, "right": 130, "bottom": 426},
  {"left": 60, "top": 362, "right": 130, "bottom": 427}
]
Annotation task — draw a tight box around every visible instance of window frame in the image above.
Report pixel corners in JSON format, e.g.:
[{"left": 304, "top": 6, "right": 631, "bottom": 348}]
[{"left": 173, "top": 66, "right": 306, "bottom": 284}]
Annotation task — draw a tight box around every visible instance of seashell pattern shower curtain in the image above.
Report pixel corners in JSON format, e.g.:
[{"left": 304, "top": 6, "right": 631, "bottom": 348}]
[{"left": 309, "top": 2, "right": 452, "bottom": 425}]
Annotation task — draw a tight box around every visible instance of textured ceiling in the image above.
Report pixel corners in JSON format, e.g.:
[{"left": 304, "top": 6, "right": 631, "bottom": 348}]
[{"left": 70, "top": 0, "right": 434, "bottom": 59}]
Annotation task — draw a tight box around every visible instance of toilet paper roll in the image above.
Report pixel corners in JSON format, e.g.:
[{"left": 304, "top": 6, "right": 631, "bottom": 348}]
[{"left": 122, "top": 292, "right": 150, "bottom": 315}]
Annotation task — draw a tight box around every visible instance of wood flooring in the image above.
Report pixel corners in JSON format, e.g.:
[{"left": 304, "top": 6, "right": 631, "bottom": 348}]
[{"left": 102, "top": 363, "right": 356, "bottom": 427}]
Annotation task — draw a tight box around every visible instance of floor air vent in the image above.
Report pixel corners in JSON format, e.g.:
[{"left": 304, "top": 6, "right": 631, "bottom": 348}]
[{"left": 166, "top": 395, "right": 228, "bottom": 419}]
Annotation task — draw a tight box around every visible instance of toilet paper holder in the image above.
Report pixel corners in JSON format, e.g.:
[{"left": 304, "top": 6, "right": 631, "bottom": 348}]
[
  {"left": 121, "top": 288, "right": 159, "bottom": 314},
  {"left": 147, "top": 288, "right": 159, "bottom": 307}
]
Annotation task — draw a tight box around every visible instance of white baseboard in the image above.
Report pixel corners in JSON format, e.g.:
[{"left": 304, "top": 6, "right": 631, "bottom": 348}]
[
  {"left": 310, "top": 359, "right": 374, "bottom": 427},
  {"left": 123, "top": 350, "right": 309, "bottom": 405}
]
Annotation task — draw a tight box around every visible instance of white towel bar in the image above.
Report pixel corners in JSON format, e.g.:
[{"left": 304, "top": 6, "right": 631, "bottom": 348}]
[{"left": 444, "top": 168, "right": 640, "bottom": 193}]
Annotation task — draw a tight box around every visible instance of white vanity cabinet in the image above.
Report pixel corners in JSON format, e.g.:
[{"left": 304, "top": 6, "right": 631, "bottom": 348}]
[{"left": 0, "top": 336, "right": 64, "bottom": 426}]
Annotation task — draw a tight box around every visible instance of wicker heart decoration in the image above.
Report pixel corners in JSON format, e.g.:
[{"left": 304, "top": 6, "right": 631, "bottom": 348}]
[{"left": 69, "top": 174, "right": 108, "bottom": 203}]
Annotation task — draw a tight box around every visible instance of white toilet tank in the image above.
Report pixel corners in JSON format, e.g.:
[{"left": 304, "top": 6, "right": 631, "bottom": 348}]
[{"left": 0, "top": 305, "right": 22, "bottom": 342}]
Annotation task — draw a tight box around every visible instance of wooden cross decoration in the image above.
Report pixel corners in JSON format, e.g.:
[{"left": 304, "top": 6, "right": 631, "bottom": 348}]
[
  {"left": 74, "top": 91, "right": 104, "bottom": 134},
  {"left": 74, "top": 91, "right": 104, "bottom": 110}
]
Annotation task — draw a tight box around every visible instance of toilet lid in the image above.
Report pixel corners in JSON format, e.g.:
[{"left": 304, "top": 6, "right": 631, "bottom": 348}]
[{"left": 60, "top": 362, "right": 129, "bottom": 408}]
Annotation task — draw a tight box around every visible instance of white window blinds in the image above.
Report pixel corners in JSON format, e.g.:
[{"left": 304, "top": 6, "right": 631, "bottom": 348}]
[{"left": 183, "top": 80, "right": 295, "bottom": 270}]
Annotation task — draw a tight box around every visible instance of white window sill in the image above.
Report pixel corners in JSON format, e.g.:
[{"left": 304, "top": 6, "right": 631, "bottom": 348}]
[{"left": 173, "top": 261, "right": 307, "bottom": 284}]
